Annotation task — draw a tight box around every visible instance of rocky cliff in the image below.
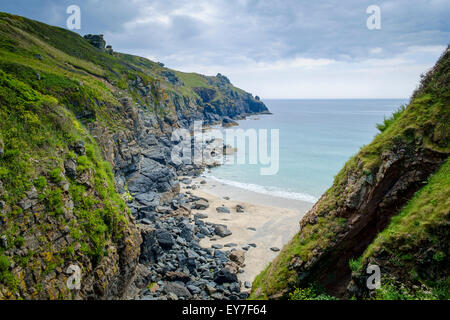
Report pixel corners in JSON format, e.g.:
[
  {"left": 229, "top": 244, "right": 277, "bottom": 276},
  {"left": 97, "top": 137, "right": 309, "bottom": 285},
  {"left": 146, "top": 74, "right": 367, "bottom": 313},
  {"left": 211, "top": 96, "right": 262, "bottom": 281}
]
[
  {"left": 0, "top": 12, "right": 268, "bottom": 299},
  {"left": 251, "top": 47, "right": 449, "bottom": 300}
]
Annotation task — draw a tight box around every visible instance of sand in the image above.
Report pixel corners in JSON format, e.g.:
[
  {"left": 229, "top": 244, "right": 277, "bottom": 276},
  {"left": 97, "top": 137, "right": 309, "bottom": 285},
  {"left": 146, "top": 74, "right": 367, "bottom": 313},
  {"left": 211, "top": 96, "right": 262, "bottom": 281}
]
[{"left": 181, "top": 177, "right": 313, "bottom": 286}]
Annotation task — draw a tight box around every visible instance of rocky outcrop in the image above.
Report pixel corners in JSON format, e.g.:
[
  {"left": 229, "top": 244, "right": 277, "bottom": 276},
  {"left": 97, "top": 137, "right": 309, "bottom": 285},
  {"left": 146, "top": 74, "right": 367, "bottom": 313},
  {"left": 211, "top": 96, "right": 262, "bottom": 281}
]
[
  {"left": 83, "top": 34, "right": 106, "bottom": 50},
  {"left": 291, "top": 145, "right": 447, "bottom": 296}
]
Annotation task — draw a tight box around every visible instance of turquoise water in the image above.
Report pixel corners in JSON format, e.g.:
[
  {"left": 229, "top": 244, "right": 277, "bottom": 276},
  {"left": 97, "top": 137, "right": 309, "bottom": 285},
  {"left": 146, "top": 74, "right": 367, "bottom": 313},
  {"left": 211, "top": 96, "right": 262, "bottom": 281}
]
[{"left": 206, "top": 99, "right": 408, "bottom": 203}]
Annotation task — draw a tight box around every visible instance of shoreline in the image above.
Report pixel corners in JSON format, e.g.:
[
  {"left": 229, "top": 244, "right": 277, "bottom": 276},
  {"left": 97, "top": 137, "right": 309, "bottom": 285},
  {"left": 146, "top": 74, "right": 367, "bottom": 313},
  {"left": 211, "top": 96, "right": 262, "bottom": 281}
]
[{"left": 182, "top": 176, "right": 313, "bottom": 287}]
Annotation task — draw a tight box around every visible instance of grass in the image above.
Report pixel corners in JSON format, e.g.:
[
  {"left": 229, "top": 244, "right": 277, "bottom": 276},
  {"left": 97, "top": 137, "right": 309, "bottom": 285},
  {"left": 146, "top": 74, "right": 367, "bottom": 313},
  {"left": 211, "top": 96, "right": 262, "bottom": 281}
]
[
  {"left": 288, "top": 284, "right": 338, "bottom": 300},
  {"left": 251, "top": 47, "right": 450, "bottom": 300},
  {"left": 0, "top": 68, "right": 128, "bottom": 294},
  {"left": 0, "top": 10, "right": 262, "bottom": 298}
]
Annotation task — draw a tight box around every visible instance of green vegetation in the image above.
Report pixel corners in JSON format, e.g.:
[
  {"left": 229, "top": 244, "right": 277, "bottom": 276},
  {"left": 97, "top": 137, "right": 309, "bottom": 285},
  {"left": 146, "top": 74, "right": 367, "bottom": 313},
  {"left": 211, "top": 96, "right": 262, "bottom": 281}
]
[
  {"left": 355, "top": 159, "right": 450, "bottom": 300},
  {"left": 0, "top": 67, "right": 129, "bottom": 295},
  {"left": 0, "top": 11, "right": 260, "bottom": 299},
  {"left": 376, "top": 105, "right": 406, "bottom": 132},
  {"left": 289, "top": 284, "right": 338, "bottom": 300},
  {"left": 251, "top": 48, "right": 449, "bottom": 300}
]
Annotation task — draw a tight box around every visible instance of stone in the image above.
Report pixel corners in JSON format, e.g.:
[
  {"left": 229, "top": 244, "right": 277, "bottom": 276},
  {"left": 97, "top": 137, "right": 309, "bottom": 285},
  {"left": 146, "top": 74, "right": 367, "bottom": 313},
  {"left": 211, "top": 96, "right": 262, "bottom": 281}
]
[
  {"left": 214, "top": 268, "right": 238, "bottom": 284},
  {"left": 248, "top": 243, "right": 257, "bottom": 248},
  {"left": 229, "top": 250, "right": 245, "bottom": 266},
  {"left": 180, "top": 225, "right": 194, "bottom": 242},
  {"left": 84, "top": 34, "right": 106, "bottom": 50},
  {"left": 140, "top": 218, "right": 153, "bottom": 225},
  {"left": 187, "top": 285, "right": 201, "bottom": 295},
  {"left": 72, "top": 140, "right": 86, "bottom": 156},
  {"left": 244, "top": 281, "right": 252, "bottom": 289},
  {"left": 165, "top": 271, "right": 191, "bottom": 283},
  {"left": 64, "top": 159, "right": 77, "bottom": 179},
  {"left": 135, "top": 192, "right": 159, "bottom": 207},
  {"left": 200, "top": 180, "right": 207, "bottom": 185},
  {"left": 18, "top": 187, "right": 39, "bottom": 210},
  {"left": 0, "top": 235, "right": 7, "bottom": 248},
  {"left": 224, "top": 243, "right": 237, "bottom": 248},
  {"left": 236, "top": 205, "right": 245, "bottom": 213},
  {"left": 211, "top": 244, "right": 223, "bottom": 249},
  {"left": 155, "top": 229, "right": 174, "bottom": 250},
  {"left": 192, "top": 199, "right": 209, "bottom": 210},
  {"left": 194, "top": 213, "right": 208, "bottom": 219},
  {"left": 181, "top": 178, "right": 192, "bottom": 185},
  {"left": 222, "top": 117, "right": 239, "bottom": 127},
  {"left": 214, "top": 225, "right": 232, "bottom": 237},
  {"left": 216, "top": 206, "right": 231, "bottom": 214},
  {"left": 247, "top": 227, "right": 256, "bottom": 231},
  {"left": 270, "top": 247, "right": 280, "bottom": 252}
]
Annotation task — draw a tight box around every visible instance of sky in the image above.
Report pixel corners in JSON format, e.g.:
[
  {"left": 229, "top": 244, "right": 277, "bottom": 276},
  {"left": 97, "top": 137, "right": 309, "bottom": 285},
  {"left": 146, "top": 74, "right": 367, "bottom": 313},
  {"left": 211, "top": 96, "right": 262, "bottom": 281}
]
[{"left": 1, "top": 0, "right": 449, "bottom": 98}]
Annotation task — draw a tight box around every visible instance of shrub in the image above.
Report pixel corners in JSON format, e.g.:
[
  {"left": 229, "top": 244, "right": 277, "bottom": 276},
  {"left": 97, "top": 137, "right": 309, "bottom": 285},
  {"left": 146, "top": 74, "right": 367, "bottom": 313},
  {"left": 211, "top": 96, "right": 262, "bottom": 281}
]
[
  {"left": 349, "top": 257, "right": 363, "bottom": 272},
  {"left": 33, "top": 176, "right": 47, "bottom": 190},
  {"left": 49, "top": 168, "right": 63, "bottom": 183},
  {"left": 0, "top": 255, "right": 10, "bottom": 272},
  {"left": 289, "top": 284, "right": 338, "bottom": 300},
  {"left": 376, "top": 105, "right": 406, "bottom": 132}
]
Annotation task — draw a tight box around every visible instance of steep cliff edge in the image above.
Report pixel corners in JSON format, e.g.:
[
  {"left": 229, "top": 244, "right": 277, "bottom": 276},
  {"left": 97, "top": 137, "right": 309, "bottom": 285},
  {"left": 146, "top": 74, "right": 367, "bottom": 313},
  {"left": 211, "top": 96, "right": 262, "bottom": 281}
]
[
  {"left": 251, "top": 47, "right": 449, "bottom": 299},
  {"left": 0, "top": 12, "right": 268, "bottom": 299}
]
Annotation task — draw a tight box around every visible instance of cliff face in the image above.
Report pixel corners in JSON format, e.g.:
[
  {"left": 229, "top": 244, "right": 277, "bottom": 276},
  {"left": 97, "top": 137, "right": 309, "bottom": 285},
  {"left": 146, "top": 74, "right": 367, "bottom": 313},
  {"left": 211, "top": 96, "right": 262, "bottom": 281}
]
[
  {"left": 0, "top": 12, "right": 268, "bottom": 299},
  {"left": 251, "top": 47, "right": 449, "bottom": 300}
]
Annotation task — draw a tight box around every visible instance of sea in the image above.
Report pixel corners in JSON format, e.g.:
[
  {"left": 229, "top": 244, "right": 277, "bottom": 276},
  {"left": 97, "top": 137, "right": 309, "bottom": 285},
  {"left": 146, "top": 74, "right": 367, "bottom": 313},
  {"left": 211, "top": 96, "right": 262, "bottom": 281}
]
[{"left": 205, "top": 99, "right": 408, "bottom": 203}]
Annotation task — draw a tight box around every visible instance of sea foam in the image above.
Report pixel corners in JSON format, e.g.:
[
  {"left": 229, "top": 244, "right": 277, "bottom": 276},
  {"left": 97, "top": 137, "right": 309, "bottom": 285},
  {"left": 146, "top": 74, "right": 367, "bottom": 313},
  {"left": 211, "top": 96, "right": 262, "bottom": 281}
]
[{"left": 205, "top": 174, "right": 318, "bottom": 204}]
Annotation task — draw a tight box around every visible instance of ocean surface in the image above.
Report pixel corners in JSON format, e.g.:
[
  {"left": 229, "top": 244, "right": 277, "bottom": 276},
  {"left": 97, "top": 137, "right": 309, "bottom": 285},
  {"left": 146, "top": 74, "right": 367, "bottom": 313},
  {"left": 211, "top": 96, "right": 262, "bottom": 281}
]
[{"left": 205, "top": 99, "right": 408, "bottom": 203}]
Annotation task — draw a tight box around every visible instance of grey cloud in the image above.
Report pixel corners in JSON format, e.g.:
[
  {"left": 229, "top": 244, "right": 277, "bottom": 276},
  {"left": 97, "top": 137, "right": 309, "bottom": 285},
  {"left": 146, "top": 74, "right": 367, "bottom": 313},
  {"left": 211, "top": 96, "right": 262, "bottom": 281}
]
[{"left": 1, "top": 0, "right": 448, "bottom": 70}]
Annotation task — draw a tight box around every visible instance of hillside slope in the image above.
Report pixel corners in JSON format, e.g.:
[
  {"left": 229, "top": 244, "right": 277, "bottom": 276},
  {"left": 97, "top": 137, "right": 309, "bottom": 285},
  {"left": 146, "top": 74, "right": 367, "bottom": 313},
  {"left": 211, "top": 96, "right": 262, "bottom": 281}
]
[
  {"left": 0, "top": 12, "right": 268, "bottom": 299},
  {"left": 251, "top": 47, "right": 449, "bottom": 300}
]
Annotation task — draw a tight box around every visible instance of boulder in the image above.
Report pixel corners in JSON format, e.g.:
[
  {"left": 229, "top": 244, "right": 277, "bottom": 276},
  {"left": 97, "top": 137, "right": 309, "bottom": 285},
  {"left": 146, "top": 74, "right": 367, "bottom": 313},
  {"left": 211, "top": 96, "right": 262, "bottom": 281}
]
[
  {"left": 214, "top": 225, "right": 232, "bottom": 237},
  {"left": 64, "top": 159, "right": 77, "bottom": 179},
  {"left": 192, "top": 199, "right": 209, "bottom": 210},
  {"left": 236, "top": 205, "right": 245, "bottom": 213},
  {"left": 155, "top": 229, "right": 174, "bottom": 250},
  {"left": 165, "top": 271, "right": 191, "bottom": 283},
  {"left": 72, "top": 140, "right": 86, "bottom": 156},
  {"left": 164, "top": 282, "right": 192, "bottom": 299},
  {"left": 180, "top": 225, "right": 195, "bottom": 242},
  {"left": 216, "top": 206, "right": 231, "bottom": 214},
  {"left": 230, "top": 250, "right": 245, "bottom": 266},
  {"left": 214, "top": 268, "right": 238, "bottom": 284}
]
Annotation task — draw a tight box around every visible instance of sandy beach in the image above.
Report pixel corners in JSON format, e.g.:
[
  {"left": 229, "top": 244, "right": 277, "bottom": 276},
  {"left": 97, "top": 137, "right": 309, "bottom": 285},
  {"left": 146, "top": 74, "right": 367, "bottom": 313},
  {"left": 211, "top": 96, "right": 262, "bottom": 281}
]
[{"left": 181, "top": 176, "right": 313, "bottom": 287}]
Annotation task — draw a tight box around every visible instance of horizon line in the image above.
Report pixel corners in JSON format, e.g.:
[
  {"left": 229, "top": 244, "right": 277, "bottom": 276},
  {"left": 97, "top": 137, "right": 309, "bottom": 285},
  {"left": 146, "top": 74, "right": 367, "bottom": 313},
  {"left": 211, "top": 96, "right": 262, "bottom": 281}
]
[{"left": 261, "top": 97, "right": 409, "bottom": 100}]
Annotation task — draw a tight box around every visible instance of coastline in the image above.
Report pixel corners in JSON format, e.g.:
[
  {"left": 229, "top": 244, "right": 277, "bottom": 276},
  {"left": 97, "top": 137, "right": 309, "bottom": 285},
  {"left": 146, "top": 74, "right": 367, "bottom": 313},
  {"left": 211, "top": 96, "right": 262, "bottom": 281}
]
[{"left": 182, "top": 176, "right": 313, "bottom": 287}]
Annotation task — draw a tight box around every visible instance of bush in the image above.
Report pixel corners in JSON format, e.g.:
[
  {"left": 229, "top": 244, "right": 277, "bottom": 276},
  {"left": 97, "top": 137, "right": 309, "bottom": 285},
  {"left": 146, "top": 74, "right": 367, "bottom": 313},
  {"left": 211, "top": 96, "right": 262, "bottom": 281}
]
[
  {"left": 0, "top": 255, "right": 10, "bottom": 272},
  {"left": 376, "top": 105, "right": 406, "bottom": 132},
  {"left": 289, "top": 284, "right": 338, "bottom": 300},
  {"left": 49, "top": 168, "right": 63, "bottom": 183},
  {"left": 349, "top": 257, "right": 363, "bottom": 272},
  {"left": 33, "top": 176, "right": 47, "bottom": 190}
]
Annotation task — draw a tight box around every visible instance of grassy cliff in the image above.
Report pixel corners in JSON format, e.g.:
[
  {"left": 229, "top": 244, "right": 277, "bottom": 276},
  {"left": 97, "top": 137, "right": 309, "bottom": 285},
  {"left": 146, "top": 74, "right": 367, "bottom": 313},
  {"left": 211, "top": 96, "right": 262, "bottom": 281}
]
[
  {"left": 0, "top": 12, "right": 267, "bottom": 299},
  {"left": 251, "top": 47, "right": 449, "bottom": 300}
]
